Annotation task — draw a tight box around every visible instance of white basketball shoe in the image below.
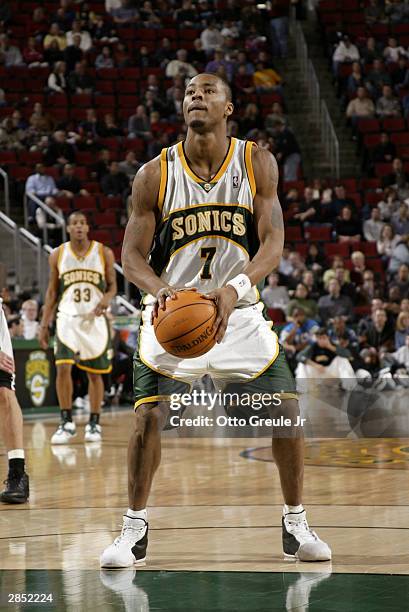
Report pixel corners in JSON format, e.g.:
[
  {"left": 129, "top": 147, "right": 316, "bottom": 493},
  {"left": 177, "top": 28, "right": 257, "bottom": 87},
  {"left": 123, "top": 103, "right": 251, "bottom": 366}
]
[
  {"left": 50, "top": 421, "right": 77, "bottom": 445},
  {"left": 100, "top": 516, "right": 148, "bottom": 568},
  {"left": 84, "top": 423, "right": 102, "bottom": 443},
  {"left": 282, "top": 508, "right": 332, "bottom": 561}
]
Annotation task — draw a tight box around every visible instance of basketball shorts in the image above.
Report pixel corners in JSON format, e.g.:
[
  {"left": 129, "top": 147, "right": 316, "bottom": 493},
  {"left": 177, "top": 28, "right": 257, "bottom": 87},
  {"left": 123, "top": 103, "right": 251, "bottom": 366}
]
[
  {"left": 0, "top": 369, "right": 15, "bottom": 391},
  {"left": 54, "top": 312, "right": 112, "bottom": 374},
  {"left": 134, "top": 301, "right": 297, "bottom": 411}
]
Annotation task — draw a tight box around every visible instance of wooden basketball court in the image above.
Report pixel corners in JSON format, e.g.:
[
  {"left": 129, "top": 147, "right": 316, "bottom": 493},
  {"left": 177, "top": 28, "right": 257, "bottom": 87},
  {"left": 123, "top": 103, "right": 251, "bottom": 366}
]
[{"left": 1, "top": 398, "right": 409, "bottom": 610}]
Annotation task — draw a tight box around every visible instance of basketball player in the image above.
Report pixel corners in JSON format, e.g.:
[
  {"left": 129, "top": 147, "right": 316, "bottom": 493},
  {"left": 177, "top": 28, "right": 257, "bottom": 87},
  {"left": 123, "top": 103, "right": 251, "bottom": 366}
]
[
  {"left": 0, "top": 299, "right": 29, "bottom": 503},
  {"left": 100, "top": 74, "right": 331, "bottom": 567},
  {"left": 39, "top": 212, "right": 117, "bottom": 444}
]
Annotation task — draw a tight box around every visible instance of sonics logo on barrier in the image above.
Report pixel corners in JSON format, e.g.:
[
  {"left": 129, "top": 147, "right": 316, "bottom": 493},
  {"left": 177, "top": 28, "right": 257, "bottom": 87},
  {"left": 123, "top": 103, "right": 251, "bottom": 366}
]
[{"left": 25, "top": 351, "right": 50, "bottom": 407}]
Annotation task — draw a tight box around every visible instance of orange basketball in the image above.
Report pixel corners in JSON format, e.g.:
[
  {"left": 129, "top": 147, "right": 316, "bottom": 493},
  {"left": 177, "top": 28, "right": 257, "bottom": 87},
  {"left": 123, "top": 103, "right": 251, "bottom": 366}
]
[{"left": 153, "top": 290, "right": 217, "bottom": 358}]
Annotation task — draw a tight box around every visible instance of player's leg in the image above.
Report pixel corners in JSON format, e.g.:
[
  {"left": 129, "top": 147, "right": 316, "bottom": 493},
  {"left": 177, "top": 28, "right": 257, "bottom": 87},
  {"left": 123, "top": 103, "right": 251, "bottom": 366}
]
[
  {"left": 51, "top": 362, "right": 77, "bottom": 444},
  {"left": 100, "top": 401, "right": 169, "bottom": 568},
  {"left": 0, "top": 384, "right": 29, "bottom": 503},
  {"left": 84, "top": 372, "right": 104, "bottom": 443}
]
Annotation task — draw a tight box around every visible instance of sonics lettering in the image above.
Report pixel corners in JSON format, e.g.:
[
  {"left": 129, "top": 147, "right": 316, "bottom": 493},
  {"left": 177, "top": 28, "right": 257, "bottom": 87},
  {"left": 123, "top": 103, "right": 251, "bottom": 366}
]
[
  {"left": 171, "top": 210, "right": 246, "bottom": 240},
  {"left": 62, "top": 269, "right": 102, "bottom": 287}
]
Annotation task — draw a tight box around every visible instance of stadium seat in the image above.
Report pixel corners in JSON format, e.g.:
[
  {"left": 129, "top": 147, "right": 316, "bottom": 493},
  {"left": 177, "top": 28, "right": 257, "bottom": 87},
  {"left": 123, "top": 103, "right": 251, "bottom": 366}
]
[
  {"left": 285, "top": 226, "right": 302, "bottom": 241},
  {"left": 99, "top": 196, "right": 122, "bottom": 210},
  {"left": 324, "top": 242, "right": 350, "bottom": 258},
  {"left": 267, "top": 308, "right": 286, "bottom": 323},
  {"left": 305, "top": 226, "right": 332, "bottom": 241}
]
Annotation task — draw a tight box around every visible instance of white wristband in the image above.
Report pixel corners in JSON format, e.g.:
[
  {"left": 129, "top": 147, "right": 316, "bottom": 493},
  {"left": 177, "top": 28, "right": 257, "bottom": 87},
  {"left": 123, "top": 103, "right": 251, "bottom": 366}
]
[{"left": 226, "top": 274, "right": 252, "bottom": 301}]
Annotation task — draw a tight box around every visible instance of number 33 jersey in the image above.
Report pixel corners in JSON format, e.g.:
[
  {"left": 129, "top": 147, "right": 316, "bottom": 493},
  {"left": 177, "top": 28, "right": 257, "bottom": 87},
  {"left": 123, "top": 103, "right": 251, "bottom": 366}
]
[
  {"left": 147, "top": 137, "right": 260, "bottom": 307},
  {"left": 56, "top": 241, "right": 106, "bottom": 317}
]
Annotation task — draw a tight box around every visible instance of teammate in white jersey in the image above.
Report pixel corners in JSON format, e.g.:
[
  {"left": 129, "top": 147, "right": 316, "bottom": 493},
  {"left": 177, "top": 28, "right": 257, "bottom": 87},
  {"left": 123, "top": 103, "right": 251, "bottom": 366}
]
[
  {"left": 39, "top": 212, "right": 117, "bottom": 444},
  {"left": 0, "top": 299, "right": 29, "bottom": 503},
  {"left": 100, "top": 74, "right": 331, "bottom": 567}
]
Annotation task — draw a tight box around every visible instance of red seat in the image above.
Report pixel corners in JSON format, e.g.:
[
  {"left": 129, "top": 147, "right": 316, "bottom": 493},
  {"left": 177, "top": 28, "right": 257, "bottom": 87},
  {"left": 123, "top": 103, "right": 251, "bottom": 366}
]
[
  {"left": 90, "top": 229, "right": 111, "bottom": 243},
  {"left": 96, "top": 80, "right": 115, "bottom": 93},
  {"left": 360, "top": 178, "right": 381, "bottom": 190},
  {"left": 356, "top": 241, "right": 377, "bottom": 256},
  {"left": 99, "top": 137, "right": 120, "bottom": 150},
  {"left": 285, "top": 226, "right": 302, "bottom": 241},
  {"left": 70, "top": 94, "right": 93, "bottom": 107},
  {"left": 10, "top": 166, "right": 32, "bottom": 181},
  {"left": 383, "top": 118, "right": 406, "bottom": 132},
  {"left": 354, "top": 305, "right": 371, "bottom": 317},
  {"left": 74, "top": 195, "right": 97, "bottom": 209},
  {"left": 0, "top": 151, "right": 17, "bottom": 164},
  {"left": 116, "top": 80, "right": 137, "bottom": 94},
  {"left": 99, "top": 196, "right": 122, "bottom": 210},
  {"left": 96, "top": 68, "right": 118, "bottom": 80},
  {"left": 55, "top": 196, "right": 72, "bottom": 212},
  {"left": 324, "top": 242, "right": 350, "bottom": 258},
  {"left": 305, "top": 226, "right": 332, "bottom": 241},
  {"left": 94, "top": 211, "right": 117, "bottom": 226},
  {"left": 267, "top": 308, "right": 286, "bottom": 324},
  {"left": 364, "top": 191, "right": 384, "bottom": 205},
  {"left": 357, "top": 119, "right": 380, "bottom": 133},
  {"left": 391, "top": 133, "right": 409, "bottom": 145},
  {"left": 95, "top": 94, "right": 115, "bottom": 107},
  {"left": 76, "top": 152, "right": 94, "bottom": 165},
  {"left": 119, "top": 68, "right": 141, "bottom": 80},
  {"left": 18, "top": 150, "right": 42, "bottom": 165}
]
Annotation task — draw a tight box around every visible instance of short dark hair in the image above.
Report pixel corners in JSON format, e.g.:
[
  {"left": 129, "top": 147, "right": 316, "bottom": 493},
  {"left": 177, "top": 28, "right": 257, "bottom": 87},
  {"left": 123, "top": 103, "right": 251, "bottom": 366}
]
[
  {"left": 67, "top": 211, "right": 87, "bottom": 225},
  {"left": 316, "top": 327, "right": 328, "bottom": 336},
  {"left": 187, "top": 73, "right": 232, "bottom": 102},
  {"left": 8, "top": 316, "right": 21, "bottom": 329}
]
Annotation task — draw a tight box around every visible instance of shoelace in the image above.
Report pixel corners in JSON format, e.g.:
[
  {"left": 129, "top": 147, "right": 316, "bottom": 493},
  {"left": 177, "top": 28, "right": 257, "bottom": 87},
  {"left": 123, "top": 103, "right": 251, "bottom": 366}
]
[
  {"left": 114, "top": 522, "right": 146, "bottom": 547},
  {"left": 286, "top": 517, "right": 318, "bottom": 543}
]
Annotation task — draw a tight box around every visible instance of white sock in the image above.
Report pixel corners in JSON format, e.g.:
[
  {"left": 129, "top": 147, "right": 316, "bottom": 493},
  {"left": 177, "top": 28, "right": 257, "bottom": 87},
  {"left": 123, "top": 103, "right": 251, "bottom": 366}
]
[
  {"left": 284, "top": 504, "right": 304, "bottom": 515},
  {"left": 8, "top": 450, "right": 24, "bottom": 460},
  {"left": 126, "top": 508, "right": 147, "bottom": 521}
]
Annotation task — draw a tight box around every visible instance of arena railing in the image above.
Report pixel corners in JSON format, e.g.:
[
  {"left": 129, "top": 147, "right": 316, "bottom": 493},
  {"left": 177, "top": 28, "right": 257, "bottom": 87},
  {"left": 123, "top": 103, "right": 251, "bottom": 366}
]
[
  {"left": 0, "top": 167, "right": 10, "bottom": 217},
  {"left": 24, "top": 192, "right": 67, "bottom": 244},
  {"left": 293, "top": 21, "right": 340, "bottom": 178}
]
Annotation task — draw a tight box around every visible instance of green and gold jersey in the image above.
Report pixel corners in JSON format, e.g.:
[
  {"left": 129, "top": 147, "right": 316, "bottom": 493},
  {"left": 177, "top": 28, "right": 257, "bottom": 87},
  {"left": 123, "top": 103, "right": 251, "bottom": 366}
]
[
  {"left": 56, "top": 241, "right": 106, "bottom": 316},
  {"left": 146, "top": 137, "right": 259, "bottom": 307}
]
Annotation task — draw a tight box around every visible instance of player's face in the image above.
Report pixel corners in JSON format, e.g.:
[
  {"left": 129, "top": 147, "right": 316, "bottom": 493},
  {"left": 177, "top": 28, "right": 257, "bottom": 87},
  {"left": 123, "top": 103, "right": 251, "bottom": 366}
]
[
  {"left": 183, "top": 76, "right": 233, "bottom": 132},
  {"left": 67, "top": 215, "right": 89, "bottom": 240}
]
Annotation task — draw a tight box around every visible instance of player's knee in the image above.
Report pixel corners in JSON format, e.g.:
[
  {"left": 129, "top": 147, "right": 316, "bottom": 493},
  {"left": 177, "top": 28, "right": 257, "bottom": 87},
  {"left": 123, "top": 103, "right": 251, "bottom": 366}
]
[
  {"left": 134, "top": 403, "right": 168, "bottom": 433},
  {"left": 56, "top": 363, "right": 71, "bottom": 378},
  {"left": 0, "top": 386, "right": 11, "bottom": 409},
  {"left": 87, "top": 372, "right": 101, "bottom": 383}
]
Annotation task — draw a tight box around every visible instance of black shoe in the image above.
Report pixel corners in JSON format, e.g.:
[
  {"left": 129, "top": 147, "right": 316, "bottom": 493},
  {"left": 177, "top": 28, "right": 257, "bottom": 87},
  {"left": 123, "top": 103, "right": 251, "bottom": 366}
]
[{"left": 0, "top": 472, "right": 29, "bottom": 504}]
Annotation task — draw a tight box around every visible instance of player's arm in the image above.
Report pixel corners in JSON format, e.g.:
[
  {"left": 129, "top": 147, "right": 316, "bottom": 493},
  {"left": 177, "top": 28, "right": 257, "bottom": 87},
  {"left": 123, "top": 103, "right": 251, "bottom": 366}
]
[
  {"left": 122, "top": 159, "right": 176, "bottom": 315},
  {"left": 38, "top": 248, "right": 60, "bottom": 349},
  {"left": 207, "top": 148, "right": 284, "bottom": 343},
  {"left": 94, "top": 246, "right": 117, "bottom": 316}
]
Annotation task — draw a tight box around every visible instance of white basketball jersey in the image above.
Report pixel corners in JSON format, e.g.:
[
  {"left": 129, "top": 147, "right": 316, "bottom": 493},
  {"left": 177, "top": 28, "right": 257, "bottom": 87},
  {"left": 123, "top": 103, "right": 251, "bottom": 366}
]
[
  {"left": 57, "top": 241, "right": 106, "bottom": 316},
  {"left": 147, "top": 137, "right": 259, "bottom": 307},
  {"left": 0, "top": 299, "right": 13, "bottom": 360}
]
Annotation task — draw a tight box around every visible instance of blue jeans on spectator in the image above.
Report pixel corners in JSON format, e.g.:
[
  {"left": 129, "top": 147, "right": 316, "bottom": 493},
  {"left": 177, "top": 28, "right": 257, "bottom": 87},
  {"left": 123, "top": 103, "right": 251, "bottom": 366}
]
[
  {"left": 283, "top": 153, "right": 301, "bottom": 182},
  {"left": 270, "top": 16, "right": 288, "bottom": 58}
]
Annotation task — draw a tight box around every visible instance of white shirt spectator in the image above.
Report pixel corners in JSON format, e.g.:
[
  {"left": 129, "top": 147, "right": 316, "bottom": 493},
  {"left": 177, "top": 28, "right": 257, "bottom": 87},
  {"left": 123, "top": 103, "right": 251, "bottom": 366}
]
[
  {"left": 105, "top": 0, "right": 121, "bottom": 12},
  {"left": 363, "top": 217, "right": 384, "bottom": 241},
  {"left": 26, "top": 172, "right": 58, "bottom": 198},
  {"left": 261, "top": 285, "right": 289, "bottom": 309},
  {"left": 333, "top": 40, "right": 360, "bottom": 64},
  {"left": 165, "top": 58, "right": 197, "bottom": 79},
  {"left": 200, "top": 26, "right": 224, "bottom": 52},
  {"left": 66, "top": 29, "right": 92, "bottom": 52}
]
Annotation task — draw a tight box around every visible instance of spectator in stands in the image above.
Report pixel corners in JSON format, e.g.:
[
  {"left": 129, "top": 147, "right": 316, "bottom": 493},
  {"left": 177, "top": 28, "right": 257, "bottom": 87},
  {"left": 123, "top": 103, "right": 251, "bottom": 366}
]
[
  {"left": 175, "top": 0, "right": 195, "bottom": 26},
  {"left": 201, "top": 21, "right": 224, "bottom": 54},
  {"left": 165, "top": 49, "right": 198, "bottom": 79},
  {"left": 154, "top": 38, "right": 174, "bottom": 68},
  {"left": 206, "top": 49, "right": 234, "bottom": 82},
  {"left": 189, "top": 39, "right": 207, "bottom": 70},
  {"left": 388, "top": 235, "right": 409, "bottom": 275},
  {"left": 23, "top": 36, "right": 47, "bottom": 68},
  {"left": 385, "top": 0, "right": 409, "bottom": 24},
  {"left": 287, "top": 283, "right": 318, "bottom": 319},
  {"left": 295, "top": 328, "right": 356, "bottom": 391},
  {"left": 100, "top": 161, "right": 128, "bottom": 196},
  {"left": 56, "top": 163, "right": 89, "bottom": 198},
  {"left": 361, "top": 308, "right": 395, "bottom": 352},
  {"left": 318, "top": 278, "right": 354, "bottom": 322},
  {"left": 136, "top": 45, "right": 154, "bottom": 69},
  {"left": 128, "top": 105, "right": 151, "bottom": 140},
  {"left": 333, "top": 35, "right": 360, "bottom": 75},
  {"left": 67, "top": 61, "right": 95, "bottom": 94},
  {"left": 97, "top": 113, "right": 123, "bottom": 137},
  {"left": 44, "top": 130, "right": 76, "bottom": 167},
  {"left": 238, "top": 103, "right": 262, "bottom": 138},
  {"left": 305, "top": 243, "right": 326, "bottom": 274},
  {"left": 363, "top": 206, "right": 384, "bottom": 242},
  {"left": 392, "top": 203, "right": 409, "bottom": 236},
  {"left": 328, "top": 316, "right": 359, "bottom": 356},
  {"left": 331, "top": 184, "right": 357, "bottom": 217},
  {"left": 392, "top": 263, "right": 409, "bottom": 298},
  {"left": 80, "top": 108, "right": 98, "bottom": 138},
  {"left": 20, "top": 300, "right": 39, "bottom": 340},
  {"left": 167, "top": 87, "right": 184, "bottom": 122},
  {"left": 253, "top": 61, "right": 282, "bottom": 92},
  {"left": 0, "top": 117, "right": 25, "bottom": 150},
  {"left": 350, "top": 250, "right": 367, "bottom": 286},
  {"left": 147, "top": 132, "right": 170, "bottom": 160},
  {"left": 273, "top": 123, "right": 302, "bottom": 182},
  {"left": 346, "top": 62, "right": 364, "bottom": 95},
  {"left": 91, "top": 15, "right": 118, "bottom": 44},
  {"left": 8, "top": 317, "right": 24, "bottom": 340},
  {"left": 385, "top": 284, "right": 403, "bottom": 317},
  {"left": 395, "top": 312, "right": 409, "bottom": 349},
  {"left": 265, "top": 102, "right": 287, "bottom": 132},
  {"left": 365, "top": 0, "right": 384, "bottom": 26},
  {"left": 335, "top": 206, "right": 362, "bottom": 243},
  {"left": 346, "top": 87, "right": 375, "bottom": 125},
  {"left": 0, "top": 2, "right": 12, "bottom": 27},
  {"left": 360, "top": 37, "right": 382, "bottom": 65},
  {"left": 94, "top": 148, "right": 111, "bottom": 180},
  {"left": 370, "top": 132, "right": 397, "bottom": 166},
  {"left": 105, "top": 0, "right": 121, "bottom": 15},
  {"left": 114, "top": 42, "right": 131, "bottom": 67},
  {"left": 302, "top": 269, "right": 321, "bottom": 301},
  {"left": 47, "top": 61, "right": 67, "bottom": 94},
  {"left": 35, "top": 196, "right": 64, "bottom": 246},
  {"left": 355, "top": 269, "right": 379, "bottom": 305},
  {"left": 0, "top": 89, "right": 6, "bottom": 107},
  {"left": 43, "top": 23, "right": 67, "bottom": 51},
  {"left": 25, "top": 164, "right": 59, "bottom": 222},
  {"left": 377, "top": 223, "right": 402, "bottom": 258},
  {"left": 44, "top": 39, "right": 64, "bottom": 66},
  {"left": 111, "top": 0, "right": 139, "bottom": 24},
  {"left": 66, "top": 19, "right": 92, "bottom": 52},
  {"left": 286, "top": 251, "right": 307, "bottom": 288},
  {"left": 280, "top": 307, "right": 319, "bottom": 368},
  {"left": 64, "top": 33, "right": 84, "bottom": 72},
  {"left": 118, "top": 151, "right": 142, "bottom": 180},
  {"left": 0, "top": 34, "right": 23, "bottom": 67},
  {"left": 365, "top": 59, "right": 391, "bottom": 97},
  {"left": 383, "top": 37, "right": 407, "bottom": 64},
  {"left": 261, "top": 272, "right": 289, "bottom": 310},
  {"left": 291, "top": 188, "right": 319, "bottom": 226},
  {"left": 378, "top": 187, "right": 400, "bottom": 220},
  {"left": 376, "top": 85, "right": 401, "bottom": 118},
  {"left": 382, "top": 158, "right": 409, "bottom": 198}
]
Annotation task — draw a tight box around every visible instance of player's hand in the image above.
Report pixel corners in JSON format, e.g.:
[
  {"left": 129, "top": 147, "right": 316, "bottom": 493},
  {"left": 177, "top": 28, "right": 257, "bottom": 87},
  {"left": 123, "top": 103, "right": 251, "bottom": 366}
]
[
  {"left": 0, "top": 350, "right": 14, "bottom": 375},
  {"left": 94, "top": 296, "right": 111, "bottom": 317},
  {"left": 151, "top": 286, "right": 177, "bottom": 323},
  {"left": 38, "top": 326, "right": 49, "bottom": 350},
  {"left": 205, "top": 286, "right": 238, "bottom": 343}
]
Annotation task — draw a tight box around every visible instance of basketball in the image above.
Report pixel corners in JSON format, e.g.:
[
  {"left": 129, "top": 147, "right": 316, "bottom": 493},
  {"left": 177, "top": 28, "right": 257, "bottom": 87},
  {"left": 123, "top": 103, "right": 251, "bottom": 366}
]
[{"left": 153, "top": 290, "right": 217, "bottom": 358}]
